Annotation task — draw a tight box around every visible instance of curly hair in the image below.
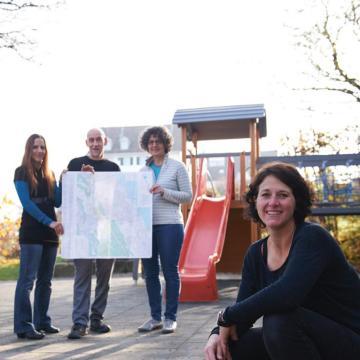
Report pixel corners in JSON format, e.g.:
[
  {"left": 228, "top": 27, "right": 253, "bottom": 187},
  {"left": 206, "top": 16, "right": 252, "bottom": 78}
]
[
  {"left": 245, "top": 162, "right": 313, "bottom": 227},
  {"left": 139, "top": 126, "right": 174, "bottom": 154}
]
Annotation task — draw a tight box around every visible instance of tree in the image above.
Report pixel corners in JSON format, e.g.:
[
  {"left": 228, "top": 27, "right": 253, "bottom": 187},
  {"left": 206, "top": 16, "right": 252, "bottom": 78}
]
[
  {"left": 0, "top": 0, "right": 62, "bottom": 60},
  {"left": 280, "top": 126, "right": 360, "bottom": 270},
  {"left": 0, "top": 196, "right": 20, "bottom": 260},
  {"left": 294, "top": 0, "right": 360, "bottom": 102},
  {"left": 280, "top": 124, "right": 359, "bottom": 156}
]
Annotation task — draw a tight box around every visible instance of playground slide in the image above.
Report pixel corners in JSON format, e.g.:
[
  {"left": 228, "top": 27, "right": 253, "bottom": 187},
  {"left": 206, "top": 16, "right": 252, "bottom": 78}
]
[{"left": 179, "top": 157, "right": 234, "bottom": 302}]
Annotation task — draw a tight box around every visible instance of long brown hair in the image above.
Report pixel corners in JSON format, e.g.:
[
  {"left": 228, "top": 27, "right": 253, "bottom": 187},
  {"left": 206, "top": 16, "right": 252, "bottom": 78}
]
[{"left": 21, "top": 134, "right": 55, "bottom": 198}]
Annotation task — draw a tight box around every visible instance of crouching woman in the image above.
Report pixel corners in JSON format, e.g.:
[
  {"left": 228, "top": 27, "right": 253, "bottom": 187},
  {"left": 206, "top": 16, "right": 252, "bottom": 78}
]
[{"left": 204, "top": 162, "right": 360, "bottom": 360}]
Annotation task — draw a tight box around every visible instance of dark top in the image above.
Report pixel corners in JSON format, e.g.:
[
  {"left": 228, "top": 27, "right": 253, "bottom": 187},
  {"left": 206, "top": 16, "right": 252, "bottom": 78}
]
[
  {"left": 14, "top": 166, "right": 61, "bottom": 246},
  {"left": 67, "top": 155, "right": 120, "bottom": 172},
  {"left": 218, "top": 222, "right": 360, "bottom": 336}
]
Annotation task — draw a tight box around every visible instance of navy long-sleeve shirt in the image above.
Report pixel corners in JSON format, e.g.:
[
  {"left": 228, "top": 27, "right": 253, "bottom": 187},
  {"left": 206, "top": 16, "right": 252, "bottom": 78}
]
[
  {"left": 14, "top": 166, "right": 61, "bottom": 245},
  {"left": 222, "top": 222, "right": 360, "bottom": 336}
]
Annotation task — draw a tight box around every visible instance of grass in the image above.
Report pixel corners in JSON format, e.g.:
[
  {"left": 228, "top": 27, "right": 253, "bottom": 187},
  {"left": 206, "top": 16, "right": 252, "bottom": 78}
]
[
  {"left": 0, "top": 257, "right": 65, "bottom": 280},
  {"left": 0, "top": 259, "right": 19, "bottom": 280},
  {"left": 55, "top": 256, "right": 65, "bottom": 264}
]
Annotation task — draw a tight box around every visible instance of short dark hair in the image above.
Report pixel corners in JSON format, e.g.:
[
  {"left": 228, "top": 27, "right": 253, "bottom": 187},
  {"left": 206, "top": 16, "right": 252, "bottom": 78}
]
[
  {"left": 139, "top": 126, "right": 174, "bottom": 154},
  {"left": 245, "top": 162, "right": 313, "bottom": 226}
]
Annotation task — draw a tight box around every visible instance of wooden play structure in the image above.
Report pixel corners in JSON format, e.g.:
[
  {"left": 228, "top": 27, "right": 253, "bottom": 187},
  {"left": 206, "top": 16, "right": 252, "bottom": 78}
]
[
  {"left": 172, "top": 104, "right": 267, "bottom": 301},
  {"left": 258, "top": 154, "right": 360, "bottom": 215},
  {"left": 172, "top": 105, "right": 359, "bottom": 302}
]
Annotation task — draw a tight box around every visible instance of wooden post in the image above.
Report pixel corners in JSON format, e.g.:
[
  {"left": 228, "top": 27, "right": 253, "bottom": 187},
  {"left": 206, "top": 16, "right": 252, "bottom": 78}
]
[
  {"left": 191, "top": 131, "right": 198, "bottom": 196},
  {"left": 240, "top": 151, "right": 246, "bottom": 200},
  {"left": 250, "top": 223, "right": 259, "bottom": 243},
  {"left": 249, "top": 120, "right": 257, "bottom": 181},
  {"left": 191, "top": 154, "right": 196, "bottom": 197},
  {"left": 249, "top": 120, "right": 260, "bottom": 242},
  {"left": 191, "top": 131, "right": 198, "bottom": 155},
  {"left": 255, "top": 119, "right": 260, "bottom": 159},
  {"left": 181, "top": 126, "right": 187, "bottom": 165},
  {"left": 181, "top": 126, "right": 189, "bottom": 223}
]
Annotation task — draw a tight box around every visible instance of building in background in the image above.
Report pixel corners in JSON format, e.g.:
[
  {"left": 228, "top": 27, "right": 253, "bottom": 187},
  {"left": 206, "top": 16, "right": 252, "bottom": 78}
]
[
  {"left": 102, "top": 125, "right": 277, "bottom": 194},
  {"left": 102, "top": 125, "right": 182, "bottom": 171}
]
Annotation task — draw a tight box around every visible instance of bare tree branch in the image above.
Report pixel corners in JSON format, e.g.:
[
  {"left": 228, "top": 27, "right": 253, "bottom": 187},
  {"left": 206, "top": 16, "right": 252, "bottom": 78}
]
[
  {"left": 301, "top": 86, "right": 360, "bottom": 102},
  {"left": 280, "top": 125, "right": 360, "bottom": 155},
  {"left": 345, "top": 0, "right": 360, "bottom": 25},
  {"left": 0, "top": 1, "right": 46, "bottom": 11},
  {"left": 293, "top": 0, "right": 360, "bottom": 102},
  {"left": 0, "top": 29, "right": 36, "bottom": 60},
  {"left": 321, "top": 7, "right": 360, "bottom": 90},
  {"left": 0, "top": 0, "right": 63, "bottom": 59}
]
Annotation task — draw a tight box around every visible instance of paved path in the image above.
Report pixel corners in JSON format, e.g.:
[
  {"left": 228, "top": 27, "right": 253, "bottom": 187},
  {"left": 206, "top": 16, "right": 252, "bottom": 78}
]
[{"left": 0, "top": 275, "right": 242, "bottom": 360}]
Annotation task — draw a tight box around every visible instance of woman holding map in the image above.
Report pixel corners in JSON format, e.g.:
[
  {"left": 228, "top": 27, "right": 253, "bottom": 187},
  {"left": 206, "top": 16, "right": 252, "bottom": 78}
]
[
  {"left": 13, "top": 134, "right": 63, "bottom": 340},
  {"left": 138, "top": 126, "right": 192, "bottom": 334}
]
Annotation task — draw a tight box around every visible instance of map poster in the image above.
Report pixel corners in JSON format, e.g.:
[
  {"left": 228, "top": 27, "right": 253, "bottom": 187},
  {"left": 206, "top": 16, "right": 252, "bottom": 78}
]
[{"left": 61, "top": 171, "right": 153, "bottom": 259}]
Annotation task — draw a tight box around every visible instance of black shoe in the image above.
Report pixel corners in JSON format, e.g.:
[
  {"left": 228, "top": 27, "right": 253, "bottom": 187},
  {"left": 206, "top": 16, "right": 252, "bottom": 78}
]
[
  {"left": 67, "top": 324, "right": 88, "bottom": 339},
  {"left": 36, "top": 325, "right": 60, "bottom": 334},
  {"left": 90, "top": 319, "right": 111, "bottom": 333},
  {"left": 17, "top": 329, "right": 45, "bottom": 340}
]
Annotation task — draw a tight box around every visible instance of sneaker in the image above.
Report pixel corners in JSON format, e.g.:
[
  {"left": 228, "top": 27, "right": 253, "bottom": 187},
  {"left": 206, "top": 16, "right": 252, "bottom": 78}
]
[
  {"left": 162, "top": 319, "right": 177, "bottom": 334},
  {"left": 36, "top": 325, "right": 60, "bottom": 334},
  {"left": 67, "top": 324, "right": 88, "bottom": 339},
  {"left": 138, "top": 318, "right": 163, "bottom": 332},
  {"left": 90, "top": 319, "right": 111, "bottom": 334}
]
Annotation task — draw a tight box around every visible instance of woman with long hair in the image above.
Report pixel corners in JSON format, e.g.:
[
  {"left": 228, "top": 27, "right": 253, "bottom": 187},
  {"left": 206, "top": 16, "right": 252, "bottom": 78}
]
[{"left": 14, "top": 134, "right": 63, "bottom": 340}]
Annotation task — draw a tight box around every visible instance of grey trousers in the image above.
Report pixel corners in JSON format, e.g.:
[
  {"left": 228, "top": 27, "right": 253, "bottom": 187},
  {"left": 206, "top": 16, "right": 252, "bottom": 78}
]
[{"left": 72, "top": 259, "right": 115, "bottom": 326}]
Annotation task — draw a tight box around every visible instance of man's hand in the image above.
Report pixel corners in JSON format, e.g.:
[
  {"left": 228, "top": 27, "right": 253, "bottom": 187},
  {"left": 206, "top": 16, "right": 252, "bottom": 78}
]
[
  {"left": 204, "top": 333, "right": 232, "bottom": 360},
  {"left": 81, "top": 164, "right": 95, "bottom": 173}
]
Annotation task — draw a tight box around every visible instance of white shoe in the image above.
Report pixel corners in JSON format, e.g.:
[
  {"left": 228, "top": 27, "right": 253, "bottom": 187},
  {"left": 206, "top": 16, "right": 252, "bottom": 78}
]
[
  {"left": 138, "top": 318, "right": 163, "bottom": 332},
  {"left": 162, "top": 319, "right": 177, "bottom": 334}
]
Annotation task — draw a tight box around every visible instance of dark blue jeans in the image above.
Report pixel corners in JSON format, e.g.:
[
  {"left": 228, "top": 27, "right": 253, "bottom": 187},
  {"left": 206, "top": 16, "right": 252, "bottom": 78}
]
[
  {"left": 142, "top": 224, "right": 184, "bottom": 321},
  {"left": 229, "top": 307, "right": 360, "bottom": 360},
  {"left": 14, "top": 244, "right": 57, "bottom": 334}
]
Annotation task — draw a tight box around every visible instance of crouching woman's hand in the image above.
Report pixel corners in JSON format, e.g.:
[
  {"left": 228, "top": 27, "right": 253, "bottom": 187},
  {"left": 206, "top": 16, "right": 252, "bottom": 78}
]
[{"left": 204, "top": 333, "right": 232, "bottom": 360}]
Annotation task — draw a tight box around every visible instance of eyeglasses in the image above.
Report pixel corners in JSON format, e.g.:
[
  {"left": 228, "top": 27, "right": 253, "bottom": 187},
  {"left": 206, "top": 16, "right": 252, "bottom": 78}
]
[{"left": 148, "top": 140, "right": 162, "bottom": 145}]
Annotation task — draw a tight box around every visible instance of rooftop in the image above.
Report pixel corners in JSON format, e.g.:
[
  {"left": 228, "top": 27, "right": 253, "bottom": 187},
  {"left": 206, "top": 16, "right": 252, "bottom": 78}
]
[{"left": 172, "top": 104, "right": 267, "bottom": 141}]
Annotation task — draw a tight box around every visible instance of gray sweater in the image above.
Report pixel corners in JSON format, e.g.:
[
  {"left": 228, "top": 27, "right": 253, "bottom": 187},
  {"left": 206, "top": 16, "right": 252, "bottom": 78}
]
[{"left": 141, "top": 155, "right": 192, "bottom": 225}]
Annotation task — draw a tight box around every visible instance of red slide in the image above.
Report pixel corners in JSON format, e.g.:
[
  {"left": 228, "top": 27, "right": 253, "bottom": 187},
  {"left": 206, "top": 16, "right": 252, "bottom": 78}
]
[{"left": 179, "top": 157, "right": 234, "bottom": 302}]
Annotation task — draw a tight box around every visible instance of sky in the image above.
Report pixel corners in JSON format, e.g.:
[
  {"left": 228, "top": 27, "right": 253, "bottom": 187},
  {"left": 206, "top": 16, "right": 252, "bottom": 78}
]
[{"left": 0, "top": 0, "right": 359, "bottom": 204}]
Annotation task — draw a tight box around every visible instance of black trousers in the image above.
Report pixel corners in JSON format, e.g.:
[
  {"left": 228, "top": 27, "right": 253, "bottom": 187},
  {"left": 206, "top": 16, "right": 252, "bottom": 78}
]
[{"left": 229, "top": 308, "right": 360, "bottom": 360}]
